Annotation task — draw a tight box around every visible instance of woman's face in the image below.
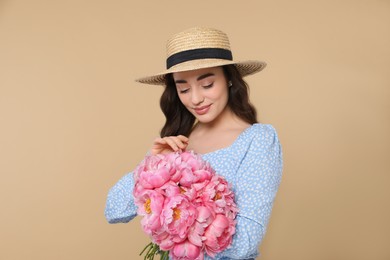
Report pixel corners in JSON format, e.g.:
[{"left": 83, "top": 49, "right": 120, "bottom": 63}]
[{"left": 173, "top": 66, "right": 230, "bottom": 124}]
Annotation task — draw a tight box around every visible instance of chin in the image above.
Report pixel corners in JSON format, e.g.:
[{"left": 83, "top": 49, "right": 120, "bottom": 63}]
[{"left": 194, "top": 116, "right": 215, "bottom": 124}]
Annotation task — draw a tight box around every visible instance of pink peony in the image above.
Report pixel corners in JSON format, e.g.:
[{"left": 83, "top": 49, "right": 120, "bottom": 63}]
[
  {"left": 134, "top": 154, "right": 164, "bottom": 181},
  {"left": 188, "top": 206, "right": 214, "bottom": 247},
  {"left": 204, "top": 214, "right": 236, "bottom": 257},
  {"left": 138, "top": 166, "right": 171, "bottom": 190},
  {"left": 164, "top": 152, "right": 183, "bottom": 182},
  {"left": 175, "top": 151, "right": 214, "bottom": 187},
  {"left": 134, "top": 153, "right": 179, "bottom": 189},
  {"left": 136, "top": 190, "right": 165, "bottom": 235},
  {"left": 152, "top": 230, "right": 175, "bottom": 251},
  {"left": 201, "top": 175, "right": 238, "bottom": 218},
  {"left": 171, "top": 240, "right": 203, "bottom": 260},
  {"left": 159, "top": 180, "right": 182, "bottom": 198},
  {"left": 161, "top": 195, "right": 197, "bottom": 243}
]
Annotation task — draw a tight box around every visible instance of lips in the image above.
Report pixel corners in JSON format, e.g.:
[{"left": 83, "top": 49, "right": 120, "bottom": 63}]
[{"left": 193, "top": 104, "right": 211, "bottom": 115}]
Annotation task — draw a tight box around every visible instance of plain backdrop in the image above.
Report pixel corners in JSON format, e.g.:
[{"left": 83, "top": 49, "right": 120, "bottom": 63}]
[{"left": 0, "top": 1, "right": 389, "bottom": 259}]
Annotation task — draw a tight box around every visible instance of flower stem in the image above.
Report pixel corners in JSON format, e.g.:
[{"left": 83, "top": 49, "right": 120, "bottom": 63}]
[{"left": 139, "top": 242, "right": 169, "bottom": 260}]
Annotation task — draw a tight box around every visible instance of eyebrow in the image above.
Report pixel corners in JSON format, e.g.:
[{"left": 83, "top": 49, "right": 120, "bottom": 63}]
[{"left": 174, "top": 73, "right": 215, "bottom": 84}]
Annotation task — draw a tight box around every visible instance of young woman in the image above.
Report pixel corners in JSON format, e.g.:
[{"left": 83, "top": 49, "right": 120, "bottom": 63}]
[{"left": 105, "top": 27, "right": 283, "bottom": 260}]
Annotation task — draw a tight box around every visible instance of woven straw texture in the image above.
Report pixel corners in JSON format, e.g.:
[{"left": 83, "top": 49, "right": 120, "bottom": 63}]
[{"left": 166, "top": 27, "right": 231, "bottom": 56}]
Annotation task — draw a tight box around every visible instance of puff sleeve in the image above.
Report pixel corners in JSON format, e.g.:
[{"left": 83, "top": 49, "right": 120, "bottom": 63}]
[
  {"left": 212, "top": 124, "right": 283, "bottom": 260},
  {"left": 104, "top": 172, "right": 138, "bottom": 223}
]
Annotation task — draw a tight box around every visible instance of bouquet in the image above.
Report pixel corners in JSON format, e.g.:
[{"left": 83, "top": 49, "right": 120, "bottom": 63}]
[{"left": 133, "top": 151, "right": 238, "bottom": 260}]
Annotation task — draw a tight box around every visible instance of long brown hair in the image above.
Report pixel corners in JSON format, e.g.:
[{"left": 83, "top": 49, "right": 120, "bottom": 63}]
[{"left": 159, "top": 65, "right": 258, "bottom": 137}]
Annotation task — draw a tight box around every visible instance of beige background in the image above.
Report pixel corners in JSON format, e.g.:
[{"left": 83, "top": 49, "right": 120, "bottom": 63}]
[{"left": 1, "top": 0, "right": 389, "bottom": 259}]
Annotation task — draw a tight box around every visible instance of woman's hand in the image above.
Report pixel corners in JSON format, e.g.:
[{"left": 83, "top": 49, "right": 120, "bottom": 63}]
[{"left": 150, "top": 135, "right": 189, "bottom": 155}]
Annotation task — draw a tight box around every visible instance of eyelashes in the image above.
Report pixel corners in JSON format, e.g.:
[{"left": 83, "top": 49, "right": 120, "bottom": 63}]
[
  {"left": 203, "top": 83, "right": 214, "bottom": 89},
  {"left": 178, "top": 83, "right": 214, "bottom": 94}
]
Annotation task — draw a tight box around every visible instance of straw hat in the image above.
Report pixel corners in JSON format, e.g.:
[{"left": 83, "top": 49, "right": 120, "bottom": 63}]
[{"left": 135, "top": 27, "right": 266, "bottom": 85}]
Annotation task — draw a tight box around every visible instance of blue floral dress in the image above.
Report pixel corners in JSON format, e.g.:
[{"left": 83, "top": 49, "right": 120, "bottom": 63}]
[{"left": 105, "top": 123, "right": 283, "bottom": 260}]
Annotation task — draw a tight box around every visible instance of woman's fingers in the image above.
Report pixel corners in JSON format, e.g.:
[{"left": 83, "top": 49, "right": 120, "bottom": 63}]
[
  {"left": 163, "top": 137, "right": 180, "bottom": 151},
  {"left": 163, "top": 136, "right": 188, "bottom": 150},
  {"left": 151, "top": 136, "right": 189, "bottom": 155},
  {"left": 153, "top": 137, "right": 167, "bottom": 146},
  {"left": 177, "top": 135, "right": 189, "bottom": 144},
  {"left": 172, "top": 136, "right": 189, "bottom": 149}
]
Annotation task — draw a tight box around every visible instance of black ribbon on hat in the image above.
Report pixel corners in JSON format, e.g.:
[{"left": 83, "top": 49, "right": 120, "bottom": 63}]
[{"left": 166, "top": 48, "right": 233, "bottom": 69}]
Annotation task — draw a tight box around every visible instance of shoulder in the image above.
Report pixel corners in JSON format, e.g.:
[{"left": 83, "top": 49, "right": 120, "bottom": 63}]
[
  {"left": 249, "top": 123, "right": 278, "bottom": 133},
  {"left": 244, "top": 123, "right": 280, "bottom": 143},
  {"left": 240, "top": 123, "right": 283, "bottom": 175},
  {"left": 242, "top": 123, "right": 282, "bottom": 161}
]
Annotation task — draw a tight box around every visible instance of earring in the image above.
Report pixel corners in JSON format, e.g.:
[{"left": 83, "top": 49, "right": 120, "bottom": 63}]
[{"left": 228, "top": 81, "right": 233, "bottom": 87}]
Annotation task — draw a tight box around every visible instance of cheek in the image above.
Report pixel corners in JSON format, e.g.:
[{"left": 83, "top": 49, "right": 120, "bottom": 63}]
[
  {"left": 177, "top": 94, "right": 189, "bottom": 107},
  {"left": 214, "top": 86, "right": 229, "bottom": 102}
]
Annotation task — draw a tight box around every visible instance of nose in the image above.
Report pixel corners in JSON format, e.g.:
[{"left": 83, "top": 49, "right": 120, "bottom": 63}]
[{"left": 191, "top": 88, "right": 204, "bottom": 105}]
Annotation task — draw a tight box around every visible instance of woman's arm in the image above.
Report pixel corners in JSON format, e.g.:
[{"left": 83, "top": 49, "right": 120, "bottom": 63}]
[
  {"left": 216, "top": 124, "right": 283, "bottom": 259},
  {"left": 104, "top": 172, "right": 138, "bottom": 223}
]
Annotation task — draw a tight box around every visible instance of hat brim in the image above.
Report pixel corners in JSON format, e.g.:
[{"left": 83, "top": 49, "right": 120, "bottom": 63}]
[{"left": 135, "top": 59, "right": 266, "bottom": 85}]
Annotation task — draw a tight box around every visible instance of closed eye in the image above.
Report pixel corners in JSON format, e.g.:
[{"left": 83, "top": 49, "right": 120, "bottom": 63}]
[
  {"left": 179, "top": 88, "right": 190, "bottom": 94},
  {"left": 203, "top": 83, "right": 214, "bottom": 89}
]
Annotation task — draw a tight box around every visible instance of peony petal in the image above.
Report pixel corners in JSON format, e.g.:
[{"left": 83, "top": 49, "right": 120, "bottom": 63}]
[{"left": 172, "top": 240, "right": 201, "bottom": 260}]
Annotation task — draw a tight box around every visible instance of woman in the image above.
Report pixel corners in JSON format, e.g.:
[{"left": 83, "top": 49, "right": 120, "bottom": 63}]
[{"left": 105, "top": 27, "right": 283, "bottom": 259}]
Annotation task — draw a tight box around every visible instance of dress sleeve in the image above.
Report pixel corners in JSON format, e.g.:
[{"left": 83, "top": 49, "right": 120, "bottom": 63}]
[
  {"left": 104, "top": 172, "right": 138, "bottom": 223},
  {"left": 216, "top": 124, "right": 283, "bottom": 260}
]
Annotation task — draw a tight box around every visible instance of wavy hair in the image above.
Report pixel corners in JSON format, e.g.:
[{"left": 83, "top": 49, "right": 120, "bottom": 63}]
[{"left": 159, "top": 65, "right": 258, "bottom": 137}]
